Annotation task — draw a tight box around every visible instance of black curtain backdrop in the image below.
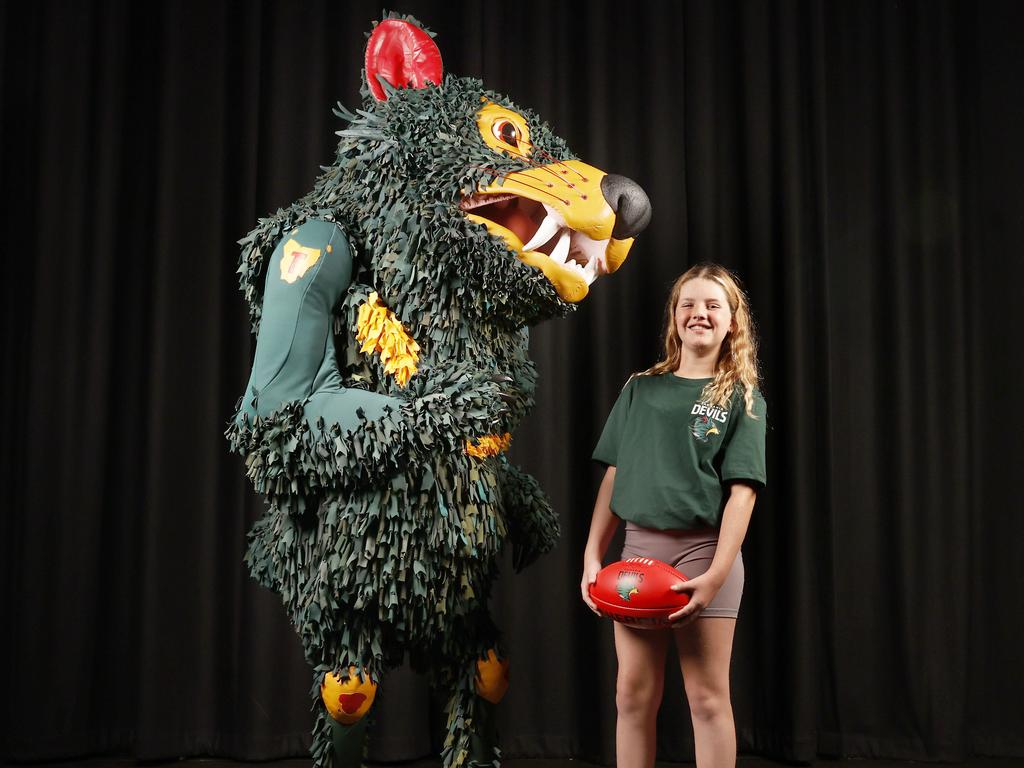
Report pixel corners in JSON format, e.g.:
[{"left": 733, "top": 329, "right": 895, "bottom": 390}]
[{"left": 3, "top": 0, "right": 1022, "bottom": 764}]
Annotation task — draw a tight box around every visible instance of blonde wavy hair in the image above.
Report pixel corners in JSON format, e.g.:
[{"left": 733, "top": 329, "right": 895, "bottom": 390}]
[{"left": 642, "top": 263, "right": 761, "bottom": 417}]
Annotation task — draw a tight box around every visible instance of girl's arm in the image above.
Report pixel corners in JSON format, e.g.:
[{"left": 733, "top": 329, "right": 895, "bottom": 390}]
[
  {"left": 580, "top": 466, "right": 621, "bottom": 613},
  {"left": 669, "top": 481, "right": 757, "bottom": 623}
]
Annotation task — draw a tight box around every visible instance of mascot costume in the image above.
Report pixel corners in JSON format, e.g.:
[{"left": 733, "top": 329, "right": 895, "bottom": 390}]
[{"left": 227, "top": 14, "right": 650, "bottom": 768}]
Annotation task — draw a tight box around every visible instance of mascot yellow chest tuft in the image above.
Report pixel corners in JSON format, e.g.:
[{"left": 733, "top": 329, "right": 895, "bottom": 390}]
[{"left": 355, "top": 291, "right": 421, "bottom": 387}]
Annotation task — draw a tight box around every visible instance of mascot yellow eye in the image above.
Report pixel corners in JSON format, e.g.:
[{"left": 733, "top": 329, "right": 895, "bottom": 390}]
[
  {"left": 492, "top": 119, "right": 520, "bottom": 148},
  {"left": 476, "top": 102, "right": 531, "bottom": 156}
]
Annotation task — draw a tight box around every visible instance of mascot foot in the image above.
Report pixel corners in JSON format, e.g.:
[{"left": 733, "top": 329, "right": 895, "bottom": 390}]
[
  {"left": 330, "top": 716, "right": 369, "bottom": 768},
  {"left": 467, "top": 649, "right": 508, "bottom": 767},
  {"left": 320, "top": 667, "right": 377, "bottom": 768},
  {"left": 467, "top": 698, "right": 499, "bottom": 768}
]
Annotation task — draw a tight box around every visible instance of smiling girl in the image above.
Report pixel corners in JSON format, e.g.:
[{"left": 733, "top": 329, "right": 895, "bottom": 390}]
[{"left": 581, "top": 263, "right": 766, "bottom": 768}]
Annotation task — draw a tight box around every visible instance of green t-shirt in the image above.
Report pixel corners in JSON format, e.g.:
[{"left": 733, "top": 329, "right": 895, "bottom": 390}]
[{"left": 592, "top": 373, "right": 767, "bottom": 529}]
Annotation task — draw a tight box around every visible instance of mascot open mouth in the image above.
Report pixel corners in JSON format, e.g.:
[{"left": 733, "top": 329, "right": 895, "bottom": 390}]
[
  {"left": 461, "top": 159, "right": 636, "bottom": 304},
  {"left": 462, "top": 193, "right": 603, "bottom": 284}
]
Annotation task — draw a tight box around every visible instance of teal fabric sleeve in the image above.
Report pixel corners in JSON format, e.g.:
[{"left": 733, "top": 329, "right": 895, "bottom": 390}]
[{"left": 240, "top": 219, "right": 398, "bottom": 431}]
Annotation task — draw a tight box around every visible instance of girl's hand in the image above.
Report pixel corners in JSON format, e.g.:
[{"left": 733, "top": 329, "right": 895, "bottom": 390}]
[
  {"left": 667, "top": 572, "right": 724, "bottom": 626},
  {"left": 580, "top": 557, "right": 604, "bottom": 615}
]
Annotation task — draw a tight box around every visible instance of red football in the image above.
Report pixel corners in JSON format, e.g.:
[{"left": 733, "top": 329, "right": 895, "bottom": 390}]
[{"left": 589, "top": 557, "right": 689, "bottom": 629}]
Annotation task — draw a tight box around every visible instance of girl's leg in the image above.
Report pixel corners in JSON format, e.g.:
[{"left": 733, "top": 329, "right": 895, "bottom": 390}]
[
  {"left": 674, "top": 618, "right": 737, "bottom": 768},
  {"left": 614, "top": 623, "right": 671, "bottom": 768}
]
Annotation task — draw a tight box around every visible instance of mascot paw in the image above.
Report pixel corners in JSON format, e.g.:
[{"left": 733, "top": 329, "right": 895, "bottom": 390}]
[
  {"left": 503, "top": 466, "right": 560, "bottom": 572},
  {"left": 418, "top": 363, "right": 513, "bottom": 437},
  {"left": 510, "top": 512, "right": 558, "bottom": 572}
]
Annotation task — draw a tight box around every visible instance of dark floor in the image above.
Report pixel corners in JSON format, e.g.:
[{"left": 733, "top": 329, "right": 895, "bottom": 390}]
[{"left": 8, "top": 758, "right": 1024, "bottom": 768}]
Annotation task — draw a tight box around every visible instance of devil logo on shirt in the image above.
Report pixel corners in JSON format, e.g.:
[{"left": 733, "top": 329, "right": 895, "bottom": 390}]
[{"left": 689, "top": 401, "right": 728, "bottom": 443}]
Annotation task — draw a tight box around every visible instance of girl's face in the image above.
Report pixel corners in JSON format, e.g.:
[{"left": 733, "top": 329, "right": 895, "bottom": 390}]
[{"left": 674, "top": 277, "right": 734, "bottom": 356}]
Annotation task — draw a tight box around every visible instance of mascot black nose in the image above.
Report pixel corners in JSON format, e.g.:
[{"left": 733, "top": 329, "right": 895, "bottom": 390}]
[{"left": 601, "top": 174, "right": 652, "bottom": 240}]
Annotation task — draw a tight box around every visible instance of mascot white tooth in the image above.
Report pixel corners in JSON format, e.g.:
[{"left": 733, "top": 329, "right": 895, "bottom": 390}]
[{"left": 227, "top": 13, "right": 651, "bottom": 768}]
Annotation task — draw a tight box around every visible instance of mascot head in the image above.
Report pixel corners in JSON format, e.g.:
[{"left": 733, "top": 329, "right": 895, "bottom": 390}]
[{"left": 239, "top": 13, "right": 650, "bottom": 334}]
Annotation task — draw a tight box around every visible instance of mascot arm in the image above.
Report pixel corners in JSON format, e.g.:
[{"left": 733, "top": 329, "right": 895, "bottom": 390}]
[
  {"left": 498, "top": 459, "right": 560, "bottom": 572},
  {"left": 229, "top": 220, "right": 401, "bottom": 493},
  {"left": 235, "top": 219, "right": 359, "bottom": 424},
  {"left": 300, "top": 355, "right": 509, "bottom": 492},
  {"left": 229, "top": 221, "right": 506, "bottom": 496}
]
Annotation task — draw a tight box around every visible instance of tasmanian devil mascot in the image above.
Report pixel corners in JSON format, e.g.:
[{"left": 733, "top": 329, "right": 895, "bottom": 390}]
[{"left": 227, "top": 13, "right": 650, "bottom": 768}]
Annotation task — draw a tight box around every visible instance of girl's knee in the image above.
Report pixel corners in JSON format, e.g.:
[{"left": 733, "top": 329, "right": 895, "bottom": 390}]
[
  {"left": 685, "top": 684, "right": 731, "bottom": 723},
  {"left": 616, "top": 672, "right": 663, "bottom": 719}
]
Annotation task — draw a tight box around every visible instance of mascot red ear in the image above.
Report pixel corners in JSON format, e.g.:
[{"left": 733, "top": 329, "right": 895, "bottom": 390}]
[{"left": 365, "top": 19, "right": 443, "bottom": 101}]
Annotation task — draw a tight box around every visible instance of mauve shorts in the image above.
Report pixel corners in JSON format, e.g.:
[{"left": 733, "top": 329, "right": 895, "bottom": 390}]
[{"left": 620, "top": 521, "right": 744, "bottom": 619}]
